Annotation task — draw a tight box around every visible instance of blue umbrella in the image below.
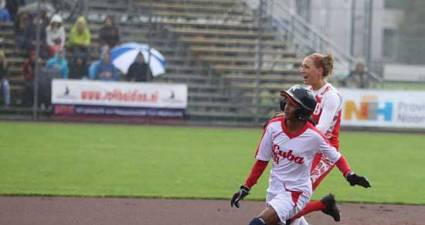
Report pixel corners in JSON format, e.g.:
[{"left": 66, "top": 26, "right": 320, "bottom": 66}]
[{"left": 110, "top": 42, "right": 166, "bottom": 77}]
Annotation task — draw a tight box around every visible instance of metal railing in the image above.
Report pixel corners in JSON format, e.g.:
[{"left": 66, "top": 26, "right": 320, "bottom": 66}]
[{"left": 244, "top": 0, "right": 382, "bottom": 83}]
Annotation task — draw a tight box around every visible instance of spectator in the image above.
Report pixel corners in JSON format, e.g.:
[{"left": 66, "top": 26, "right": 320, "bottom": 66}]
[
  {"left": 126, "top": 53, "right": 152, "bottom": 82},
  {"left": 36, "top": 10, "right": 50, "bottom": 59},
  {"left": 68, "top": 16, "right": 91, "bottom": 62},
  {"left": 0, "top": 50, "right": 10, "bottom": 107},
  {"left": 342, "top": 61, "right": 377, "bottom": 89},
  {"left": 89, "top": 48, "right": 120, "bottom": 81},
  {"left": 99, "top": 15, "right": 120, "bottom": 48},
  {"left": 46, "top": 14, "right": 65, "bottom": 56},
  {"left": 6, "top": 0, "right": 25, "bottom": 21},
  {"left": 39, "top": 48, "right": 68, "bottom": 109},
  {"left": 15, "top": 12, "right": 32, "bottom": 50},
  {"left": 69, "top": 55, "right": 88, "bottom": 79},
  {"left": 38, "top": 66, "right": 56, "bottom": 109},
  {"left": 22, "top": 50, "right": 36, "bottom": 106},
  {"left": 0, "top": 0, "right": 11, "bottom": 22},
  {"left": 15, "top": 12, "right": 48, "bottom": 58},
  {"left": 45, "top": 48, "right": 68, "bottom": 79}
]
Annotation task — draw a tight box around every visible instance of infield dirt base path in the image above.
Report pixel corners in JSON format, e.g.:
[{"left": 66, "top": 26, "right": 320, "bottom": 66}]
[{"left": 0, "top": 196, "right": 424, "bottom": 225}]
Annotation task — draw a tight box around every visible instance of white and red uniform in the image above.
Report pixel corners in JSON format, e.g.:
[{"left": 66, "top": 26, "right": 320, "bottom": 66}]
[
  {"left": 243, "top": 117, "right": 351, "bottom": 222},
  {"left": 309, "top": 83, "right": 343, "bottom": 190}
]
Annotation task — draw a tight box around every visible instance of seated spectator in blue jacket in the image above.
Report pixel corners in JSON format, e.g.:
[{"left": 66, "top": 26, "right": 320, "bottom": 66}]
[
  {"left": 0, "top": 0, "right": 11, "bottom": 23},
  {"left": 46, "top": 48, "right": 69, "bottom": 79},
  {"left": 89, "top": 48, "right": 120, "bottom": 81}
]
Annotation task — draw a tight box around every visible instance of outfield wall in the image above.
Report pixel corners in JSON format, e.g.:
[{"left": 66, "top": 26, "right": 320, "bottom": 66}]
[{"left": 3, "top": 80, "right": 425, "bottom": 131}]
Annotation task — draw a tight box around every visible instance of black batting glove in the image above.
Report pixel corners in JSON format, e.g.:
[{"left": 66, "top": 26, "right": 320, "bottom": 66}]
[
  {"left": 230, "top": 185, "right": 250, "bottom": 208},
  {"left": 346, "top": 172, "right": 371, "bottom": 188}
]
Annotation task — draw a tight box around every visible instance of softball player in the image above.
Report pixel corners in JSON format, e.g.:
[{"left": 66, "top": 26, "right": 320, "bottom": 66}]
[
  {"left": 230, "top": 85, "right": 370, "bottom": 225},
  {"left": 288, "top": 53, "right": 371, "bottom": 225}
]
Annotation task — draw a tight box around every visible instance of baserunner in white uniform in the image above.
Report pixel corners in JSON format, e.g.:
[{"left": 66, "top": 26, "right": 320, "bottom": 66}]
[{"left": 230, "top": 85, "right": 370, "bottom": 225}]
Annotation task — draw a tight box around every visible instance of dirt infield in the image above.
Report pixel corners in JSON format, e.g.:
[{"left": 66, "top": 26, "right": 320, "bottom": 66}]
[{"left": 0, "top": 196, "right": 424, "bottom": 225}]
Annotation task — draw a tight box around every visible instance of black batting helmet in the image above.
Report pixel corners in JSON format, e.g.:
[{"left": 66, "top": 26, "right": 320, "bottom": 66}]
[{"left": 280, "top": 85, "right": 317, "bottom": 121}]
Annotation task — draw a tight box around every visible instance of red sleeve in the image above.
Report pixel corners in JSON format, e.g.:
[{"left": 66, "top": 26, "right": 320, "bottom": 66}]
[
  {"left": 244, "top": 160, "right": 268, "bottom": 189},
  {"left": 335, "top": 155, "right": 352, "bottom": 177}
]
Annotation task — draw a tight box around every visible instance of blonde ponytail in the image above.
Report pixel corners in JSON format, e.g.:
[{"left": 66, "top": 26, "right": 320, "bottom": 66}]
[{"left": 322, "top": 53, "right": 334, "bottom": 77}]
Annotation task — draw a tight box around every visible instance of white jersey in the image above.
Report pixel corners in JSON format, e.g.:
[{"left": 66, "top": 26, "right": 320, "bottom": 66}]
[
  {"left": 310, "top": 83, "right": 343, "bottom": 148},
  {"left": 256, "top": 117, "right": 342, "bottom": 196}
]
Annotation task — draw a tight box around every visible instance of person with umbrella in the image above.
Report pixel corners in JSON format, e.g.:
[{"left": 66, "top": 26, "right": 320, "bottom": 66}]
[
  {"left": 110, "top": 42, "right": 166, "bottom": 78},
  {"left": 126, "top": 52, "right": 152, "bottom": 82}
]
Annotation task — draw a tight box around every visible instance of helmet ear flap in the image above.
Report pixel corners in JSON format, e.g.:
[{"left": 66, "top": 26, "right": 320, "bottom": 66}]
[{"left": 280, "top": 99, "right": 286, "bottom": 111}]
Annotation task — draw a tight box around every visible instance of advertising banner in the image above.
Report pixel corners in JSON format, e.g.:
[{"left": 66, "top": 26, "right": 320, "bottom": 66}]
[
  {"left": 340, "top": 88, "right": 425, "bottom": 128},
  {"left": 52, "top": 79, "right": 187, "bottom": 118}
]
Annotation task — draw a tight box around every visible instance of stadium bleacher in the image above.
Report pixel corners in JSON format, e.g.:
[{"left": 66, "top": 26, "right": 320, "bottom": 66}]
[{"left": 1, "top": 0, "right": 302, "bottom": 123}]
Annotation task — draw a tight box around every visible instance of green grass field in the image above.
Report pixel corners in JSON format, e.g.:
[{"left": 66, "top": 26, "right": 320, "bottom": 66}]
[{"left": 0, "top": 121, "right": 424, "bottom": 204}]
